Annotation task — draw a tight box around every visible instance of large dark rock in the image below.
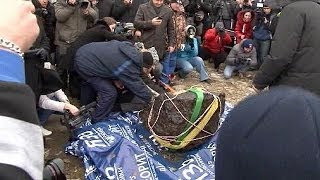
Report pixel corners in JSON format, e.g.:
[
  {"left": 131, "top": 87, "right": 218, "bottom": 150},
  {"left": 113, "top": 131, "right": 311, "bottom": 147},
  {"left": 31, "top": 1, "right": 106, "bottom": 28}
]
[{"left": 140, "top": 90, "right": 225, "bottom": 151}]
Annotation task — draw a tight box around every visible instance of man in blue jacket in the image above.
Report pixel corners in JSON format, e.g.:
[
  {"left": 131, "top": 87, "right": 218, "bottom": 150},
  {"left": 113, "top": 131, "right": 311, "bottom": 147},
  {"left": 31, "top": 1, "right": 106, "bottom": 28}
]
[{"left": 74, "top": 40, "right": 154, "bottom": 121}]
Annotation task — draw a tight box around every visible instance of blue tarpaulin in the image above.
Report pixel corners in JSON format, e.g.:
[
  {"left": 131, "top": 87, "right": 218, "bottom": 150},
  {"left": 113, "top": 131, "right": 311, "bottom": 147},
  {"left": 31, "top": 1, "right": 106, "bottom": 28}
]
[{"left": 65, "top": 103, "right": 233, "bottom": 180}]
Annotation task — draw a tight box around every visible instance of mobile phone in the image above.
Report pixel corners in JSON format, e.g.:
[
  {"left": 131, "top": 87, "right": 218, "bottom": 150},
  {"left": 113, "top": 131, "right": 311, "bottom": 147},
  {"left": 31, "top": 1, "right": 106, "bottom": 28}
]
[{"left": 157, "top": 17, "right": 163, "bottom": 20}]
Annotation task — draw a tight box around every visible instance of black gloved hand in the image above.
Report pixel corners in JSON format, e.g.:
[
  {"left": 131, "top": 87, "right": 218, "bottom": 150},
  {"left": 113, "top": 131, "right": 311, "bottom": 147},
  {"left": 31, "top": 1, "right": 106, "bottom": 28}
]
[
  {"left": 36, "top": 48, "right": 49, "bottom": 61},
  {"left": 234, "top": 58, "right": 243, "bottom": 64}
]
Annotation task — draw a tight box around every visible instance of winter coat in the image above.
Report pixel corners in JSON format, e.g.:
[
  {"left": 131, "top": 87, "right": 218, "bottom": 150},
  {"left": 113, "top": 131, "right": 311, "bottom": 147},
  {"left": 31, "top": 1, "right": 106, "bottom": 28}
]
[
  {"left": 75, "top": 40, "right": 152, "bottom": 103},
  {"left": 253, "top": 13, "right": 272, "bottom": 41},
  {"left": 203, "top": 28, "right": 232, "bottom": 54},
  {"left": 134, "top": 1, "right": 176, "bottom": 60},
  {"left": 32, "top": 0, "right": 51, "bottom": 52},
  {"left": 225, "top": 39, "right": 257, "bottom": 66},
  {"left": 111, "top": 0, "right": 148, "bottom": 22},
  {"left": 61, "top": 24, "right": 128, "bottom": 71},
  {"left": 253, "top": 0, "right": 320, "bottom": 96},
  {"left": 235, "top": 10, "right": 255, "bottom": 43},
  {"left": 177, "top": 37, "right": 199, "bottom": 61},
  {"left": 97, "top": 0, "right": 113, "bottom": 18},
  {"left": 54, "top": 0, "right": 98, "bottom": 52}
]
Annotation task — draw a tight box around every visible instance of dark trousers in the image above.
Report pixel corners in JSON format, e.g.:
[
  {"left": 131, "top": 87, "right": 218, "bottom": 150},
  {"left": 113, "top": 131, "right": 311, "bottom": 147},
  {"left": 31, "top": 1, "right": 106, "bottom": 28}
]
[
  {"left": 86, "top": 77, "right": 117, "bottom": 121},
  {"left": 199, "top": 47, "right": 227, "bottom": 69}
]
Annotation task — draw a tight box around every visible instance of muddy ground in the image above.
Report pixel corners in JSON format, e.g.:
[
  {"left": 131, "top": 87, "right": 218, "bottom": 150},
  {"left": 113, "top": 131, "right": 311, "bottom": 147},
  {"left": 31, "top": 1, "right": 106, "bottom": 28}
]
[{"left": 44, "top": 61, "right": 257, "bottom": 179}]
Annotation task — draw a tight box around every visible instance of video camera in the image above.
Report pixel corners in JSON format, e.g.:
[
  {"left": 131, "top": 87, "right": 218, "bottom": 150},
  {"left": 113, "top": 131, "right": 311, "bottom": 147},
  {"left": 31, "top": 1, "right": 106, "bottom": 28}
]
[
  {"left": 61, "top": 101, "right": 96, "bottom": 136},
  {"left": 255, "top": 1, "right": 265, "bottom": 22},
  {"left": 66, "top": 0, "right": 89, "bottom": 8},
  {"left": 115, "top": 22, "right": 135, "bottom": 37}
]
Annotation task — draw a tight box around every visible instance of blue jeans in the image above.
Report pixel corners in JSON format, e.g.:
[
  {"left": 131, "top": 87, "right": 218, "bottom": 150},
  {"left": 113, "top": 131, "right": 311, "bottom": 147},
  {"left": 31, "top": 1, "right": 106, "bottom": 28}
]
[
  {"left": 224, "top": 64, "right": 250, "bottom": 79},
  {"left": 176, "top": 56, "right": 209, "bottom": 81},
  {"left": 254, "top": 39, "right": 271, "bottom": 67},
  {"left": 160, "top": 52, "right": 177, "bottom": 84}
]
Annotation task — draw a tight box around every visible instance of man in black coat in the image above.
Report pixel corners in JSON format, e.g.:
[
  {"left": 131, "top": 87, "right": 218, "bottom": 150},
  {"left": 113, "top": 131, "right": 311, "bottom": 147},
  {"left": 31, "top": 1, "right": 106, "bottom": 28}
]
[
  {"left": 253, "top": 0, "right": 320, "bottom": 96},
  {"left": 111, "top": 0, "right": 148, "bottom": 22},
  {"left": 74, "top": 40, "right": 154, "bottom": 121}
]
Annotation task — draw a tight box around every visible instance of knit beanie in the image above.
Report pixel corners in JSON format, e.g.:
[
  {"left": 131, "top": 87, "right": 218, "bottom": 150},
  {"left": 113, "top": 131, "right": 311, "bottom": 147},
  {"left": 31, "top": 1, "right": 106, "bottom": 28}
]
[
  {"left": 142, "top": 52, "right": 154, "bottom": 68},
  {"left": 215, "top": 86, "right": 320, "bottom": 180},
  {"left": 241, "top": 39, "right": 254, "bottom": 49}
]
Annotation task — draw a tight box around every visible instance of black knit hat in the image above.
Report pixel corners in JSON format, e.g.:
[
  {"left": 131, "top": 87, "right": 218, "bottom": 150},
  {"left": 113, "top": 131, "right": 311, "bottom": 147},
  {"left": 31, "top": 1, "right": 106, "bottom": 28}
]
[
  {"left": 142, "top": 52, "right": 154, "bottom": 68},
  {"left": 215, "top": 86, "right": 320, "bottom": 180}
]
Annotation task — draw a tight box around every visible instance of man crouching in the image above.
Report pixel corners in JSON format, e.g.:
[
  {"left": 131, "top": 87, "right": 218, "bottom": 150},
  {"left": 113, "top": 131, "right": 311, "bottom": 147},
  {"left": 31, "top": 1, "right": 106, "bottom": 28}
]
[{"left": 74, "top": 40, "right": 154, "bottom": 121}]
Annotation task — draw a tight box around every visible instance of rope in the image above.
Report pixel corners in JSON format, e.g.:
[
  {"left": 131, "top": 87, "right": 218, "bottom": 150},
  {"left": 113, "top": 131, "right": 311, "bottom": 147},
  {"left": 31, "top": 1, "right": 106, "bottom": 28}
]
[{"left": 147, "top": 88, "right": 222, "bottom": 149}]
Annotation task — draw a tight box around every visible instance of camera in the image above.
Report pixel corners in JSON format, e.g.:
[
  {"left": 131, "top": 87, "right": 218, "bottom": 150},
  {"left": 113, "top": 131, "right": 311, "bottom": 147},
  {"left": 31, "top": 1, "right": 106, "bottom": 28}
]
[
  {"left": 34, "top": 8, "right": 48, "bottom": 17},
  {"left": 67, "top": 0, "right": 89, "bottom": 8},
  {"left": 194, "top": 11, "right": 205, "bottom": 22},
  {"left": 115, "top": 22, "right": 135, "bottom": 37}
]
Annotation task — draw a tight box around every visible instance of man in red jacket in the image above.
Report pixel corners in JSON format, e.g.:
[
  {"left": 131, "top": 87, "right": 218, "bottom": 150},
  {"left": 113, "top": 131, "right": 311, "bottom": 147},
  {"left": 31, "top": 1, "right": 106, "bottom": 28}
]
[{"left": 199, "top": 22, "right": 232, "bottom": 70}]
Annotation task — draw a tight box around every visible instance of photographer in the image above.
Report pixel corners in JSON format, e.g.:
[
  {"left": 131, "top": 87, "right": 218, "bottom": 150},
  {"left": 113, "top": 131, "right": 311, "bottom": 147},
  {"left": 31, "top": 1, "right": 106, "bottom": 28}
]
[
  {"left": 212, "top": 0, "right": 238, "bottom": 30},
  {"left": 176, "top": 25, "right": 212, "bottom": 83},
  {"left": 54, "top": 0, "right": 98, "bottom": 66},
  {"left": 252, "top": 3, "right": 273, "bottom": 68},
  {"left": 111, "top": 0, "right": 147, "bottom": 23},
  {"left": 200, "top": 22, "right": 232, "bottom": 70},
  {"left": 224, "top": 39, "right": 257, "bottom": 79},
  {"left": 33, "top": 0, "right": 56, "bottom": 54},
  {"left": 185, "top": 0, "right": 215, "bottom": 37},
  {"left": 31, "top": 0, "right": 52, "bottom": 63}
]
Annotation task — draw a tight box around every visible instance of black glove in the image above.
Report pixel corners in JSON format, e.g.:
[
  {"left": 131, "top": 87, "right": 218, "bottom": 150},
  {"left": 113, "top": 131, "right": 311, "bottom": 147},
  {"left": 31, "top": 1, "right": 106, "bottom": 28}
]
[
  {"left": 36, "top": 48, "right": 49, "bottom": 61},
  {"left": 234, "top": 58, "right": 243, "bottom": 64}
]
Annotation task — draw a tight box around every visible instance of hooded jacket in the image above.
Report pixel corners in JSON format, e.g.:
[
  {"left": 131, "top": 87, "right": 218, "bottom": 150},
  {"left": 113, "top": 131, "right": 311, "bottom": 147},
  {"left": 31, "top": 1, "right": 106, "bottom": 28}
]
[
  {"left": 75, "top": 40, "right": 152, "bottom": 103},
  {"left": 253, "top": 0, "right": 320, "bottom": 96},
  {"left": 203, "top": 28, "right": 232, "bottom": 54},
  {"left": 235, "top": 10, "right": 255, "bottom": 43}
]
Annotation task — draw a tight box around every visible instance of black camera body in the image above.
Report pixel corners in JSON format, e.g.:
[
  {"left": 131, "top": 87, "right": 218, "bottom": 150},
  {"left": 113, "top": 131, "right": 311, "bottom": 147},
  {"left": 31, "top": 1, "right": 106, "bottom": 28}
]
[
  {"left": 61, "top": 101, "right": 96, "bottom": 136},
  {"left": 115, "top": 22, "right": 135, "bottom": 37},
  {"left": 34, "top": 8, "right": 48, "bottom": 17},
  {"left": 67, "top": 0, "right": 89, "bottom": 8}
]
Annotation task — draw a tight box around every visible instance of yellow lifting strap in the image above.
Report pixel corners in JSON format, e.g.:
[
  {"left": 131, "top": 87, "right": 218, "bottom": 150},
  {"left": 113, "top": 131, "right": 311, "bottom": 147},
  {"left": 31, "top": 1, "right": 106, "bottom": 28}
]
[{"left": 154, "top": 96, "right": 220, "bottom": 149}]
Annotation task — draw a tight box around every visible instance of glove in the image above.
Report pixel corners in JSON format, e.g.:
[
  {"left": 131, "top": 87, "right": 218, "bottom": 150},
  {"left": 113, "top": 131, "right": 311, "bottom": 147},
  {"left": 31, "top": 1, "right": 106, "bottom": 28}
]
[
  {"left": 35, "top": 48, "right": 49, "bottom": 61},
  {"left": 234, "top": 58, "right": 242, "bottom": 64}
]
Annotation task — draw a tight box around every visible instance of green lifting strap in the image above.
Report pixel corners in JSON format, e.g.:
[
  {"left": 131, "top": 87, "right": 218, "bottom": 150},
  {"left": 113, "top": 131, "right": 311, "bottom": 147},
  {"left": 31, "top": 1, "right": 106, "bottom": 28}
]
[{"left": 175, "top": 88, "right": 204, "bottom": 143}]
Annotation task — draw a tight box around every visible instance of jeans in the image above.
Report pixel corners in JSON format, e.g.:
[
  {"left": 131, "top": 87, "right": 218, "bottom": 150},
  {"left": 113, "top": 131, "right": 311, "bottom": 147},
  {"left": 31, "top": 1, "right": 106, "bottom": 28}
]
[
  {"left": 224, "top": 64, "right": 250, "bottom": 79},
  {"left": 254, "top": 39, "right": 271, "bottom": 67},
  {"left": 160, "top": 52, "right": 177, "bottom": 84},
  {"left": 176, "top": 56, "right": 209, "bottom": 81}
]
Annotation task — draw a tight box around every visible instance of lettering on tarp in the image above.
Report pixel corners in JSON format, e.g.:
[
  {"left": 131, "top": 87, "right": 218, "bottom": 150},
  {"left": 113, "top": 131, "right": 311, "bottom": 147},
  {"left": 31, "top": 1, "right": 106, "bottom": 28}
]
[
  {"left": 95, "top": 127, "right": 116, "bottom": 146},
  {"left": 139, "top": 135, "right": 158, "bottom": 156},
  {"left": 179, "top": 158, "right": 210, "bottom": 180},
  {"left": 135, "top": 150, "right": 158, "bottom": 180},
  {"left": 78, "top": 130, "right": 107, "bottom": 148},
  {"left": 155, "top": 162, "right": 166, "bottom": 172}
]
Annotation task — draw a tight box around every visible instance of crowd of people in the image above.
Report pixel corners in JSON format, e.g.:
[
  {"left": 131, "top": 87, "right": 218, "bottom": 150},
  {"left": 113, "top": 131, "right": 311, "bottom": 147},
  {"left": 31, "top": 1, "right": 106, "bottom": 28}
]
[{"left": 1, "top": 0, "right": 320, "bottom": 179}]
